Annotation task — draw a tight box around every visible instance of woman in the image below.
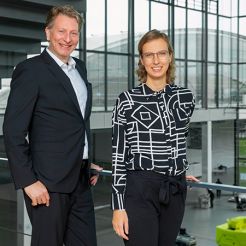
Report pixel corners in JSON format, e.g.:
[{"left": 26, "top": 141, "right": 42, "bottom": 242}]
[{"left": 111, "top": 29, "right": 198, "bottom": 246}]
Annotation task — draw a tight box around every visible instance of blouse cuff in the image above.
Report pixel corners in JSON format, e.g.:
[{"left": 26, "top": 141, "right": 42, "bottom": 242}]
[{"left": 112, "top": 193, "right": 125, "bottom": 210}]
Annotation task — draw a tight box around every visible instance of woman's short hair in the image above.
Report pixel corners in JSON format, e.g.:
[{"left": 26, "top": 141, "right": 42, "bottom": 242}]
[
  {"left": 136, "top": 29, "right": 176, "bottom": 84},
  {"left": 45, "top": 5, "right": 83, "bottom": 31}
]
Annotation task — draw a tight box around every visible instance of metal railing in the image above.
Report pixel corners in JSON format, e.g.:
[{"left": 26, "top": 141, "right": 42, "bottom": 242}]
[{"left": 1, "top": 157, "right": 246, "bottom": 193}]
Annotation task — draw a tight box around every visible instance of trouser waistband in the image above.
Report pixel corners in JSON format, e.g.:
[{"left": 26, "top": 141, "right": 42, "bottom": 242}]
[
  {"left": 81, "top": 159, "right": 88, "bottom": 168},
  {"left": 127, "top": 170, "right": 187, "bottom": 205}
]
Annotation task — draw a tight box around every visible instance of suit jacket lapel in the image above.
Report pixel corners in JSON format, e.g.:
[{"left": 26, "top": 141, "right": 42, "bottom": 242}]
[
  {"left": 41, "top": 50, "right": 83, "bottom": 118},
  {"left": 76, "top": 63, "right": 92, "bottom": 121},
  {"left": 84, "top": 83, "right": 92, "bottom": 120}
]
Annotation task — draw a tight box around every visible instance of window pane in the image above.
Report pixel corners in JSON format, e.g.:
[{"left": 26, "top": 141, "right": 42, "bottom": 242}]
[
  {"left": 107, "top": 55, "right": 128, "bottom": 110},
  {"left": 239, "top": 64, "right": 246, "bottom": 106},
  {"left": 231, "top": 64, "right": 237, "bottom": 107},
  {"left": 187, "top": 62, "right": 202, "bottom": 108},
  {"left": 208, "top": 14, "right": 217, "bottom": 62},
  {"left": 239, "top": 0, "right": 246, "bottom": 16},
  {"left": 174, "top": 0, "right": 185, "bottom": 7},
  {"left": 219, "top": 17, "right": 231, "bottom": 63},
  {"left": 86, "top": 0, "right": 105, "bottom": 51},
  {"left": 0, "top": 78, "right": 10, "bottom": 114},
  {"left": 175, "top": 60, "right": 185, "bottom": 87},
  {"left": 135, "top": 0, "right": 149, "bottom": 54},
  {"left": 87, "top": 53, "right": 105, "bottom": 111},
  {"left": 208, "top": 63, "right": 216, "bottom": 108},
  {"left": 231, "top": 0, "right": 238, "bottom": 16},
  {"left": 152, "top": 0, "right": 168, "bottom": 2},
  {"left": 219, "top": 64, "right": 231, "bottom": 107},
  {"left": 187, "top": 10, "right": 202, "bottom": 60},
  {"left": 239, "top": 23, "right": 246, "bottom": 63},
  {"left": 219, "top": 0, "right": 232, "bottom": 16},
  {"left": 175, "top": 7, "right": 186, "bottom": 59},
  {"left": 231, "top": 16, "right": 238, "bottom": 63},
  {"left": 134, "top": 56, "right": 140, "bottom": 87},
  {"left": 107, "top": 0, "right": 128, "bottom": 53},
  {"left": 208, "top": 0, "right": 217, "bottom": 14},
  {"left": 187, "top": 123, "right": 202, "bottom": 174},
  {"left": 239, "top": 119, "right": 246, "bottom": 187},
  {"left": 151, "top": 2, "right": 168, "bottom": 31},
  {"left": 187, "top": 0, "right": 202, "bottom": 10}
]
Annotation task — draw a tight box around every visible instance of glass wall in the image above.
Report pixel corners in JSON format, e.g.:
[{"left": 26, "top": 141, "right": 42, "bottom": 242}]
[
  {"left": 239, "top": 120, "right": 246, "bottom": 186},
  {"left": 83, "top": 0, "right": 246, "bottom": 192},
  {"left": 85, "top": 0, "right": 245, "bottom": 111},
  {"left": 1, "top": 1, "right": 246, "bottom": 245}
]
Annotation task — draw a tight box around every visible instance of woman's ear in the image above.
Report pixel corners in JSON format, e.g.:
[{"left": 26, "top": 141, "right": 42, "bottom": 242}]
[
  {"left": 140, "top": 57, "right": 144, "bottom": 66},
  {"left": 169, "top": 54, "right": 172, "bottom": 63}
]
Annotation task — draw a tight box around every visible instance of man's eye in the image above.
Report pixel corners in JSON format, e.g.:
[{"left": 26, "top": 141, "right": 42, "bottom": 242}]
[{"left": 145, "top": 53, "right": 153, "bottom": 58}]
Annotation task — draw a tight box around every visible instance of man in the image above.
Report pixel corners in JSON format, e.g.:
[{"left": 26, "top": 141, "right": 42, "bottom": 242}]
[
  {"left": 215, "top": 178, "right": 222, "bottom": 198},
  {"left": 3, "top": 5, "right": 101, "bottom": 246},
  {"left": 207, "top": 189, "right": 215, "bottom": 208}
]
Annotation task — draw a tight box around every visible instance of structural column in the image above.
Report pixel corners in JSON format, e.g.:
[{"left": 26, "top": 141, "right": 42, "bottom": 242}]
[
  {"left": 17, "top": 190, "right": 31, "bottom": 246},
  {"left": 202, "top": 121, "right": 212, "bottom": 182}
]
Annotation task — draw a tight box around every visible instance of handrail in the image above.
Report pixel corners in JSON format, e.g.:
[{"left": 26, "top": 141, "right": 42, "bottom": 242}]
[
  {"left": 98, "top": 170, "right": 246, "bottom": 193},
  {"left": 1, "top": 157, "right": 246, "bottom": 193},
  {"left": 186, "top": 181, "right": 246, "bottom": 193}
]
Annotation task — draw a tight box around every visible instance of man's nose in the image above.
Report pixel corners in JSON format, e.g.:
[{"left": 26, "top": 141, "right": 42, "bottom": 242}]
[{"left": 64, "top": 33, "right": 71, "bottom": 42}]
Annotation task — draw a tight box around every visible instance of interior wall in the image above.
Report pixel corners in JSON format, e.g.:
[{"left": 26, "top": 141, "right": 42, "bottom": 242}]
[
  {"left": 212, "top": 120, "right": 234, "bottom": 168},
  {"left": 92, "top": 129, "right": 112, "bottom": 165}
]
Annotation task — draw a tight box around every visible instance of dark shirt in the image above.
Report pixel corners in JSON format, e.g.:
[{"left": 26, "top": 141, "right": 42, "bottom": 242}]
[{"left": 111, "top": 83, "right": 195, "bottom": 209}]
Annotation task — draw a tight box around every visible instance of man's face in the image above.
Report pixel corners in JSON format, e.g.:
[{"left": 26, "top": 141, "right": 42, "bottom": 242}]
[{"left": 45, "top": 14, "right": 79, "bottom": 63}]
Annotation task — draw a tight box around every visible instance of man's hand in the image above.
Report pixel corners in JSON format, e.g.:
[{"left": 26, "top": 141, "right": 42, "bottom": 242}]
[
  {"left": 24, "top": 181, "right": 50, "bottom": 206},
  {"left": 90, "top": 163, "right": 103, "bottom": 186},
  {"left": 112, "top": 210, "right": 129, "bottom": 240}
]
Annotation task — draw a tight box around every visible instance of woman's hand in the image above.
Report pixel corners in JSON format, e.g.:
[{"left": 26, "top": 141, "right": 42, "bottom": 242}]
[
  {"left": 112, "top": 209, "right": 129, "bottom": 240},
  {"left": 186, "top": 175, "right": 200, "bottom": 182},
  {"left": 90, "top": 163, "right": 103, "bottom": 186}
]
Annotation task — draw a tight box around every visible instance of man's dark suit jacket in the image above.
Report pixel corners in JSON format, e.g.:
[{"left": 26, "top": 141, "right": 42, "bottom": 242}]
[{"left": 3, "top": 50, "right": 92, "bottom": 193}]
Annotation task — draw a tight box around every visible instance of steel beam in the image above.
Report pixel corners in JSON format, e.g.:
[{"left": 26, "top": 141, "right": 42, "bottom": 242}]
[
  {"left": 21, "top": 0, "right": 86, "bottom": 12},
  {"left": 0, "top": 2, "right": 47, "bottom": 24},
  {"left": 0, "top": 51, "right": 26, "bottom": 66},
  {"left": 0, "top": 65, "right": 14, "bottom": 78},
  {"left": 0, "top": 18, "right": 45, "bottom": 41},
  {"left": 0, "top": 36, "right": 41, "bottom": 54}
]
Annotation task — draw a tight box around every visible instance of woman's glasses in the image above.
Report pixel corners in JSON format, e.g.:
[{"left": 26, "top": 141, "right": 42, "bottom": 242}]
[{"left": 142, "top": 50, "right": 170, "bottom": 61}]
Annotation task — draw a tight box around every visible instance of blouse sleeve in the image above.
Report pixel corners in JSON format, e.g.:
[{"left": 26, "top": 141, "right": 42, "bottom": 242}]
[
  {"left": 184, "top": 93, "right": 195, "bottom": 137},
  {"left": 111, "top": 96, "right": 129, "bottom": 210}
]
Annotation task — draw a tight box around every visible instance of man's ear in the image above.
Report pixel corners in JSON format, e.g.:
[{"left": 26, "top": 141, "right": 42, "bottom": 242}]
[{"left": 45, "top": 27, "right": 50, "bottom": 42}]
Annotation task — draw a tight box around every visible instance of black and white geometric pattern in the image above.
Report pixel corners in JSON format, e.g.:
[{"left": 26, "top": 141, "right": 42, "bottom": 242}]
[{"left": 111, "top": 83, "right": 195, "bottom": 210}]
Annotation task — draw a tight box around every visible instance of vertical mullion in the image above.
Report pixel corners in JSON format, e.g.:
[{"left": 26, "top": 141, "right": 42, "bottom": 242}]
[
  {"left": 216, "top": 0, "right": 219, "bottom": 107},
  {"left": 202, "top": 0, "right": 208, "bottom": 109},
  {"left": 185, "top": 0, "right": 188, "bottom": 87},
  {"left": 234, "top": 0, "right": 240, "bottom": 186},
  {"left": 128, "top": 0, "right": 135, "bottom": 89},
  {"left": 105, "top": 0, "right": 108, "bottom": 111}
]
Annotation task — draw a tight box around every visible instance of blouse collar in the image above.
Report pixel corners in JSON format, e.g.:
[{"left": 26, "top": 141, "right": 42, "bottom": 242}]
[{"left": 141, "top": 83, "right": 174, "bottom": 96}]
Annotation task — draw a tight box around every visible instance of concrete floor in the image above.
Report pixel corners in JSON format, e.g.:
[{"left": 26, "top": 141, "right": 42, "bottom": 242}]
[
  {"left": 95, "top": 190, "right": 241, "bottom": 246},
  {"left": 0, "top": 168, "right": 242, "bottom": 246}
]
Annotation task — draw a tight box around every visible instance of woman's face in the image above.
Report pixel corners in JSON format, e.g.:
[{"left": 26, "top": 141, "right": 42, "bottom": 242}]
[{"left": 140, "top": 38, "right": 172, "bottom": 83}]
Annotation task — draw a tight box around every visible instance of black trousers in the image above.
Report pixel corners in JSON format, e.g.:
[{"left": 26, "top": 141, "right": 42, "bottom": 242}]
[
  {"left": 124, "top": 171, "right": 187, "bottom": 246},
  {"left": 24, "top": 166, "right": 97, "bottom": 246}
]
